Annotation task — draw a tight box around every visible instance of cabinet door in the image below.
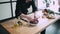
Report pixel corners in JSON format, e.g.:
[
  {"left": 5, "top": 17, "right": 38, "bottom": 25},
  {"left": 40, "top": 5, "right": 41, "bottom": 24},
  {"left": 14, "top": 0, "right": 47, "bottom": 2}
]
[{"left": 0, "top": 3, "right": 11, "bottom": 20}]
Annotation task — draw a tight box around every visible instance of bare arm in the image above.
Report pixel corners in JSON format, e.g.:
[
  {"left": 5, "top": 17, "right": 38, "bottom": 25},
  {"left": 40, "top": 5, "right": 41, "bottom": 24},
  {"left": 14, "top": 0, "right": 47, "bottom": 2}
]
[{"left": 20, "top": 13, "right": 33, "bottom": 21}]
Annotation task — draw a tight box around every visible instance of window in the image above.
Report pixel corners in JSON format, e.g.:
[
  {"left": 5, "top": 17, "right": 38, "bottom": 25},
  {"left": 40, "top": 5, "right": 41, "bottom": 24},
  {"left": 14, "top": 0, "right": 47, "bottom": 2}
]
[{"left": 0, "top": 3, "right": 11, "bottom": 20}]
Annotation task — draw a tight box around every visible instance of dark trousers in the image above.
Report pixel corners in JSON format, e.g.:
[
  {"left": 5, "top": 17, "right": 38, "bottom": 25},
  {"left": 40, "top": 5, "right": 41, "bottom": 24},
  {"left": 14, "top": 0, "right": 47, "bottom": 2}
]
[{"left": 41, "top": 29, "right": 46, "bottom": 34}]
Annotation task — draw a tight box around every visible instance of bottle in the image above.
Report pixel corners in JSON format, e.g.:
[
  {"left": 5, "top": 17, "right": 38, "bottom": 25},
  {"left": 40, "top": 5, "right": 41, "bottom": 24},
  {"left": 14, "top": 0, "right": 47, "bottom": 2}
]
[{"left": 13, "top": 22, "right": 19, "bottom": 28}]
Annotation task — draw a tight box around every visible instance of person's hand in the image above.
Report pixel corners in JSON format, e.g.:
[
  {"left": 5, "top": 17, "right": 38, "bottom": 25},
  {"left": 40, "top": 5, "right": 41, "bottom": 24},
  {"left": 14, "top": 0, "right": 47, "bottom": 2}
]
[
  {"left": 32, "top": 18, "right": 38, "bottom": 24},
  {"left": 21, "top": 13, "right": 38, "bottom": 24},
  {"left": 20, "top": 14, "right": 33, "bottom": 21},
  {"left": 30, "top": 17, "right": 38, "bottom": 24},
  {"left": 30, "top": 12, "right": 38, "bottom": 24}
]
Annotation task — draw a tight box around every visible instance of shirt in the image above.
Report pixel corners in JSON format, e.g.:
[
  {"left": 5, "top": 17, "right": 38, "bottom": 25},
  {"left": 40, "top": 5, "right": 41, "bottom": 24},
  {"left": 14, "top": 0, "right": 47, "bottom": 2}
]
[{"left": 15, "top": 0, "right": 37, "bottom": 18}]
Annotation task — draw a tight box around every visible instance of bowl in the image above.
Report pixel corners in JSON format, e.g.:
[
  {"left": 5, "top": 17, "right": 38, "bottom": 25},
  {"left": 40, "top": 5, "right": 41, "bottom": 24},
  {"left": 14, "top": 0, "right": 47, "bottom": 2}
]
[{"left": 29, "top": 21, "right": 38, "bottom": 26}]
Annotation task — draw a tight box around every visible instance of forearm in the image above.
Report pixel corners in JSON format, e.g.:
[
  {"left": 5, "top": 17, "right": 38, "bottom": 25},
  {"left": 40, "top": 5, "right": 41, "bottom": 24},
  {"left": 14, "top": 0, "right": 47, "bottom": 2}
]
[{"left": 20, "top": 14, "right": 33, "bottom": 21}]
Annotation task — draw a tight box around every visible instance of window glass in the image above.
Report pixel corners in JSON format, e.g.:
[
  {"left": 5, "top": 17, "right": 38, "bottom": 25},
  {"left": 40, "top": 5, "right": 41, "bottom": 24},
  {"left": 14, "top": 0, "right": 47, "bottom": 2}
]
[
  {"left": 0, "top": 0, "right": 10, "bottom": 2},
  {"left": 0, "top": 3, "right": 11, "bottom": 20},
  {"left": 12, "top": 2, "right": 16, "bottom": 16}
]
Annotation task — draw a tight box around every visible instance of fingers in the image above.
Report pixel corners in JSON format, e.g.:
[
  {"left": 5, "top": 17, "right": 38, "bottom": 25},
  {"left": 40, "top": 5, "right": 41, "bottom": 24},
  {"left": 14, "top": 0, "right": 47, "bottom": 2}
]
[
  {"left": 33, "top": 19, "right": 38, "bottom": 24},
  {"left": 30, "top": 18, "right": 38, "bottom": 24}
]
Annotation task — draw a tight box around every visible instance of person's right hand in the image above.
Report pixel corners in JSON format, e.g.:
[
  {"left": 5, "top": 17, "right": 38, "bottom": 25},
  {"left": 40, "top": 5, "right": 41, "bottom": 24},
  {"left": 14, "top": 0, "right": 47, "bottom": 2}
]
[{"left": 30, "top": 17, "right": 38, "bottom": 24}]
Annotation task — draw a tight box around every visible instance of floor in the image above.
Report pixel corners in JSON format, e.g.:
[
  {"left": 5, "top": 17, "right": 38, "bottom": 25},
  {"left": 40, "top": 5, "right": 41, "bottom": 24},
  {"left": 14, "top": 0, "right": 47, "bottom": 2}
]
[
  {"left": 0, "top": 24, "right": 10, "bottom": 34},
  {"left": 46, "top": 19, "right": 60, "bottom": 34}
]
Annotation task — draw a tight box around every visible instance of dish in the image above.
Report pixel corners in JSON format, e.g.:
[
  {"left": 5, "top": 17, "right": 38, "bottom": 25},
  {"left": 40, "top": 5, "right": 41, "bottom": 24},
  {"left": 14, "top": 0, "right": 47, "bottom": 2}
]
[
  {"left": 29, "top": 21, "right": 38, "bottom": 26},
  {"left": 47, "top": 15, "right": 55, "bottom": 19}
]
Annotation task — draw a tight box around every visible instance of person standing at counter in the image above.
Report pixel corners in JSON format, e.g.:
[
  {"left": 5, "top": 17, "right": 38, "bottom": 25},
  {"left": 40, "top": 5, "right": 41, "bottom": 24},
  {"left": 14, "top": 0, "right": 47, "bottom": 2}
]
[
  {"left": 15, "top": 0, "right": 46, "bottom": 34},
  {"left": 15, "top": 0, "right": 38, "bottom": 24}
]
